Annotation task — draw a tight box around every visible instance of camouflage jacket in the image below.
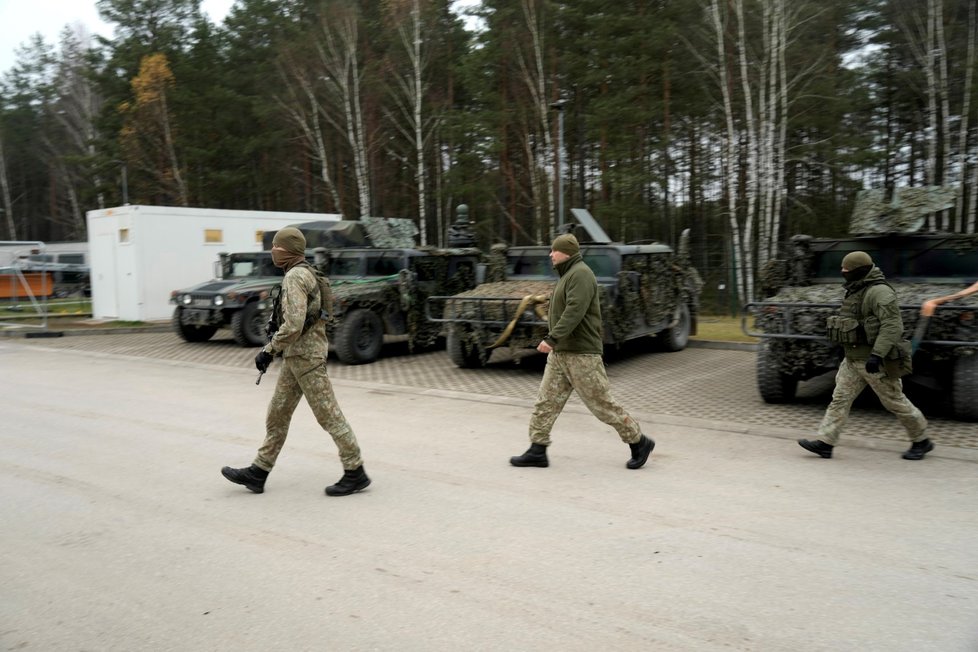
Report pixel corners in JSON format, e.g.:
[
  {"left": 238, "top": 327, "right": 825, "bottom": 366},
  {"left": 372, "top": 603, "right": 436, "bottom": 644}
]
[
  {"left": 545, "top": 254, "right": 603, "bottom": 355},
  {"left": 839, "top": 267, "right": 903, "bottom": 362},
  {"left": 264, "top": 265, "right": 327, "bottom": 359}
]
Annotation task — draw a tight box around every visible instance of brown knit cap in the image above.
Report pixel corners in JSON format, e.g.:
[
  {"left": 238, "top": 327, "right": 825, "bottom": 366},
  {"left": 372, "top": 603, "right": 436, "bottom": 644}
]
[
  {"left": 841, "top": 251, "right": 873, "bottom": 270},
  {"left": 272, "top": 226, "right": 306, "bottom": 255},
  {"left": 551, "top": 233, "right": 580, "bottom": 256}
]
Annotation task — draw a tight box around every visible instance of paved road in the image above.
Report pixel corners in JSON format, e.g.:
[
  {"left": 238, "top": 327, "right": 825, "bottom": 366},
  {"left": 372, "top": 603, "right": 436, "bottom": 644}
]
[
  {"left": 11, "top": 330, "right": 978, "bottom": 454},
  {"left": 1, "top": 336, "right": 977, "bottom": 651}
]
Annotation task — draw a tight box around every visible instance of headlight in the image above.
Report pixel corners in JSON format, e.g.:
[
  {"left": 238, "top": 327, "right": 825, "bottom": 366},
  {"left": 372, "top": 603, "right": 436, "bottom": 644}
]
[
  {"left": 181, "top": 294, "right": 192, "bottom": 306},
  {"left": 213, "top": 295, "right": 225, "bottom": 307}
]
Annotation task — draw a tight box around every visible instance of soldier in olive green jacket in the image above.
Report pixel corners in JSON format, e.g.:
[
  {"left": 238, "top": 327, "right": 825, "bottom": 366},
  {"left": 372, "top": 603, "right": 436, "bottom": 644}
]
[
  {"left": 798, "top": 251, "right": 933, "bottom": 460},
  {"left": 510, "top": 233, "right": 655, "bottom": 470}
]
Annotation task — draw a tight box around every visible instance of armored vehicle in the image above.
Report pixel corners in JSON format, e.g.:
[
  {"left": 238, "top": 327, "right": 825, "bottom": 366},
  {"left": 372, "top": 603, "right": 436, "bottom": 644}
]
[
  {"left": 170, "top": 250, "right": 296, "bottom": 346},
  {"left": 428, "top": 209, "right": 703, "bottom": 368},
  {"left": 170, "top": 219, "right": 411, "bottom": 348},
  {"left": 746, "top": 186, "right": 978, "bottom": 420},
  {"left": 321, "top": 246, "right": 482, "bottom": 364},
  {"left": 169, "top": 219, "right": 364, "bottom": 346}
]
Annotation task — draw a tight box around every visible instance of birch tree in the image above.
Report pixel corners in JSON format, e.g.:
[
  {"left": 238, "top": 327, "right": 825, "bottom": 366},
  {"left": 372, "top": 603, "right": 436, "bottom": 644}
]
[
  {"left": 315, "top": 5, "right": 372, "bottom": 217},
  {"left": 385, "top": 0, "right": 436, "bottom": 244},
  {"left": 0, "top": 134, "right": 14, "bottom": 239},
  {"left": 514, "top": 0, "right": 555, "bottom": 242},
  {"left": 277, "top": 49, "right": 343, "bottom": 212},
  {"left": 44, "top": 27, "right": 103, "bottom": 237},
  {"left": 954, "top": 1, "right": 976, "bottom": 232}
]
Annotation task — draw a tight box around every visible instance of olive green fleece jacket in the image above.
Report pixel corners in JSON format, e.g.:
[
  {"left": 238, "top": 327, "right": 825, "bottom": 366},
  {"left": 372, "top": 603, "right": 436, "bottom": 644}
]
[
  {"left": 544, "top": 253, "right": 604, "bottom": 354},
  {"left": 839, "top": 266, "right": 904, "bottom": 361}
]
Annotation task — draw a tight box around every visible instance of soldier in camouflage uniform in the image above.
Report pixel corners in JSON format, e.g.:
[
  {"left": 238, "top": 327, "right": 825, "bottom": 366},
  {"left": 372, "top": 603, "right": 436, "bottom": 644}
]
[
  {"left": 510, "top": 234, "right": 655, "bottom": 470},
  {"left": 799, "top": 251, "right": 933, "bottom": 461},
  {"left": 222, "top": 227, "right": 371, "bottom": 496}
]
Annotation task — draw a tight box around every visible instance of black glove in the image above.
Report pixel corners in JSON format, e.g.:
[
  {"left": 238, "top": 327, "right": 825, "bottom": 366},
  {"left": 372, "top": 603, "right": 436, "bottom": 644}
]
[
  {"left": 255, "top": 350, "right": 274, "bottom": 373},
  {"left": 865, "top": 354, "right": 883, "bottom": 374}
]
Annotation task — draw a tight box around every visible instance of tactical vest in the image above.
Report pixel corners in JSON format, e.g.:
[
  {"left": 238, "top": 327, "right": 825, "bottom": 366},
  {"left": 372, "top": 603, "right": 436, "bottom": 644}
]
[
  {"left": 825, "top": 279, "right": 890, "bottom": 345},
  {"left": 269, "top": 263, "right": 333, "bottom": 336}
]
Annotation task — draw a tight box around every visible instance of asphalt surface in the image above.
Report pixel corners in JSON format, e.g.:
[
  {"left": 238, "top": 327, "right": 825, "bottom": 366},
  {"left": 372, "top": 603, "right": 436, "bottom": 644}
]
[
  {"left": 8, "top": 329, "right": 978, "bottom": 454},
  {"left": 1, "top": 333, "right": 977, "bottom": 651}
]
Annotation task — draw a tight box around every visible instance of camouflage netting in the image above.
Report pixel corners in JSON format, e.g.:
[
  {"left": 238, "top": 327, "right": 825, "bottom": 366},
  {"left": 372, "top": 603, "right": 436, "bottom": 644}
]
[
  {"left": 361, "top": 217, "right": 418, "bottom": 248},
  {"left": 485, "top": 244, "right": 509, "bottom": 283},
  {"left": 611, "top": 253, "right": 682, "bottom": 341},
  {"left": 444, "top": 280, "right": 555, "bottom": 358},
  {"left": 849, "top": 186, "right": 956, "bottom": 234},
  {"left": 753, "top": 283, "right": 978, "bottom": 376},
  {"left": 329, "top": 253, "right": 479, "bottom": 352}
]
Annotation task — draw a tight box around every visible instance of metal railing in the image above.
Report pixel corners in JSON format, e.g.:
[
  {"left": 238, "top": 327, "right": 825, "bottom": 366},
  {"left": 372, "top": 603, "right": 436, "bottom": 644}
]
[
  {"left": 1, "top": 241, "right": 51, "bottom": 331},
  {"left": 741, "top": 301, "right": 977, "bottom": 347},
  {"left": 426, "top": 295, "right": 549, "bottom": 327}
]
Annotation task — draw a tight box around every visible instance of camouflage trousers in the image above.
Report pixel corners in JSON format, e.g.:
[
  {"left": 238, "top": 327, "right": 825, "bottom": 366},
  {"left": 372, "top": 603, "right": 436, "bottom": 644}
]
[
  {"left": 528, "top": 351, "right": 642, "bottom": 446},
  {"left": 254, "top": 354, "right": 363, "bottom": 471},
  {"left": 817, "top": 357, "right": 928, "bottom": 445}
]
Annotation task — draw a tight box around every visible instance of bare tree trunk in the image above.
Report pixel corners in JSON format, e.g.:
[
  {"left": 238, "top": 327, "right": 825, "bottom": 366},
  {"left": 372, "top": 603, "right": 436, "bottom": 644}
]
[
  {"left": 276, "top": 60, "right": 343, "bottom": 211},
  {"left": 734, "top": 0, "right": 756, "bottom": 300},
  {"left": 0, "top": 135, "right": 15, "bottom": 239},
  {"left": 516, "top": 0, "right": 555, "bottom": 241},
  {"left": 955, "top": 1, "right": 976, "bottom": 232},
  {"left": 772, "top": 0, "right": 788, "bottom": 258},
  {"left": 935, "top": 0, "right": 952, "bottom": 229},
  {"left": 387, "top": 0, "right": 432, "bottom": 244},
  {"left": 317, "top": 9, "right": 371, "bottom": 217},
  {"left": 709, "top": 0, "right": 746, "bottom": 307},
  {"left": 410, "top": 0, "right": 428, "bottom": 244},
  {"left": 969, "top": 126, "right": 978, "bottom": 233},
  {"left": 158, "top": 91, "right": 188, "bottom": 206}
]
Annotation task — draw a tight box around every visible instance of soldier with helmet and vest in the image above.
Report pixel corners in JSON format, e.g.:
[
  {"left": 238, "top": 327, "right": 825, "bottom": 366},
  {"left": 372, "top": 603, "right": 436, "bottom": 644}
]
[
  {"left": 222, "top": 226, "right": 371, "bottom": 496},
  {"left": 798, "top": 251, "right": 934, "bottom": 461}
]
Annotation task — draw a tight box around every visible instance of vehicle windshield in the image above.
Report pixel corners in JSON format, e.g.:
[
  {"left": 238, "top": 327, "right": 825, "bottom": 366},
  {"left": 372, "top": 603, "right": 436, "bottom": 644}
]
[
  {"left": 329, "top": 252, "right": 406, "bottom": 277},
  {"left": 506, "top": 250, "right": 617, "bottom": 279},
  {"left": 227, "top": 254, "right": 281, "bottom": 279},
  {"left": 812, "top": 239, "right": 978, "bottom": 282}
]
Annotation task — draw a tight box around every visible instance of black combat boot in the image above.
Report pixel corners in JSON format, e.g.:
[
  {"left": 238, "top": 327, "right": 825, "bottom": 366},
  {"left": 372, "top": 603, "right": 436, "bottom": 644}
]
[
  {"left": 325, "top": 466, "right": 371, "bottom": 496},
  {"left": 902, "top": 438, "right": 934, "bottom": 460},
  {"left": 510, "top": 443, "right": 549, "bottom": 468},
  {"left": 798, "top": 439, "right": 834, "bottom": 459},
  {"left": 221, "top": 464, "right": 269, "bottom": 493},
  {"left": 626, "top": 434, "right": 655, "bottom": 469}
]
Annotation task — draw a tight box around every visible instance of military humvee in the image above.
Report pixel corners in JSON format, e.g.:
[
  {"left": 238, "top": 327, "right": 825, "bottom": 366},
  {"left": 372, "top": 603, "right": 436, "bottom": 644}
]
[
  {"left": 427, "top": 208, "right": 703, "bottom": 368},
  {"left": 170, "top": 249, "right": 318, "bottom": 346},
  {"left": 168, "top": 219, "right": 375, "bottom": 347},
  {"left": 746, "top": 186, "right": 978, "bottom": 421},
  {"left": 322, "top": 246, "right": 482, "bottom": 364}
]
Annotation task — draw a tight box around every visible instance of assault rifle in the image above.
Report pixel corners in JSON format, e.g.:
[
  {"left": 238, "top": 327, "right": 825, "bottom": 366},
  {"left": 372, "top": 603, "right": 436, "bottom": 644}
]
[{"left": 256, "top": 286, "right": 282, "bottom": 386}]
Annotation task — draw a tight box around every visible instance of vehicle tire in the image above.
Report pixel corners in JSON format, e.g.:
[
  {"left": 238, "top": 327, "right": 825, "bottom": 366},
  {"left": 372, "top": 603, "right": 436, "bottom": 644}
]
[
  {"left": 757, "top": 345, "right": 797, "bottom": 403},
  {"left": 447, "top": 327, "right": 484, "bottom": 368},
  {"left": 231, "top": 302, "right": 266, "bottom": 347},
  {"left": 657, "top": 302, "right": 691, "bottom": 352},
  {"left": 172, "top": 308, "right": 217, "bottom": 343},
  {"left": 334, "top": 309, "right": 384, "bottom": 364},
  {"left": 951, "top": 353, "right": 978, "bottom": 421}
]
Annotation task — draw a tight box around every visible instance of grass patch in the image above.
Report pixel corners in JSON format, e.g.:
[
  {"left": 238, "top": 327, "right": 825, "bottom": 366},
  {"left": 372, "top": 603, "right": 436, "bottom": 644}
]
[
  {"left": 692, "top": 314, "right": 758, "bottom": 343},
  {"left": 0, "top": 298, "right": 92, "bottom": 317}
]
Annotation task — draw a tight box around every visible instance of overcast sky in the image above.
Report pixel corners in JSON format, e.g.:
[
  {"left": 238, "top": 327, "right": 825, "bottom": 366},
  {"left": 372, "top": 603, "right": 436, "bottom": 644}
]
[{"left": 0, "top": 0, "right": 236, "bottom": 73}]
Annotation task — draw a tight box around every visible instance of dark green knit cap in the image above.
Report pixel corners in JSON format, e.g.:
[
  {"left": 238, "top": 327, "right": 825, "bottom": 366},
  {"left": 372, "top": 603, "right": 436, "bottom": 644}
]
[{"left": 551, "top": 233, "right": 580, "bottom": 256}]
